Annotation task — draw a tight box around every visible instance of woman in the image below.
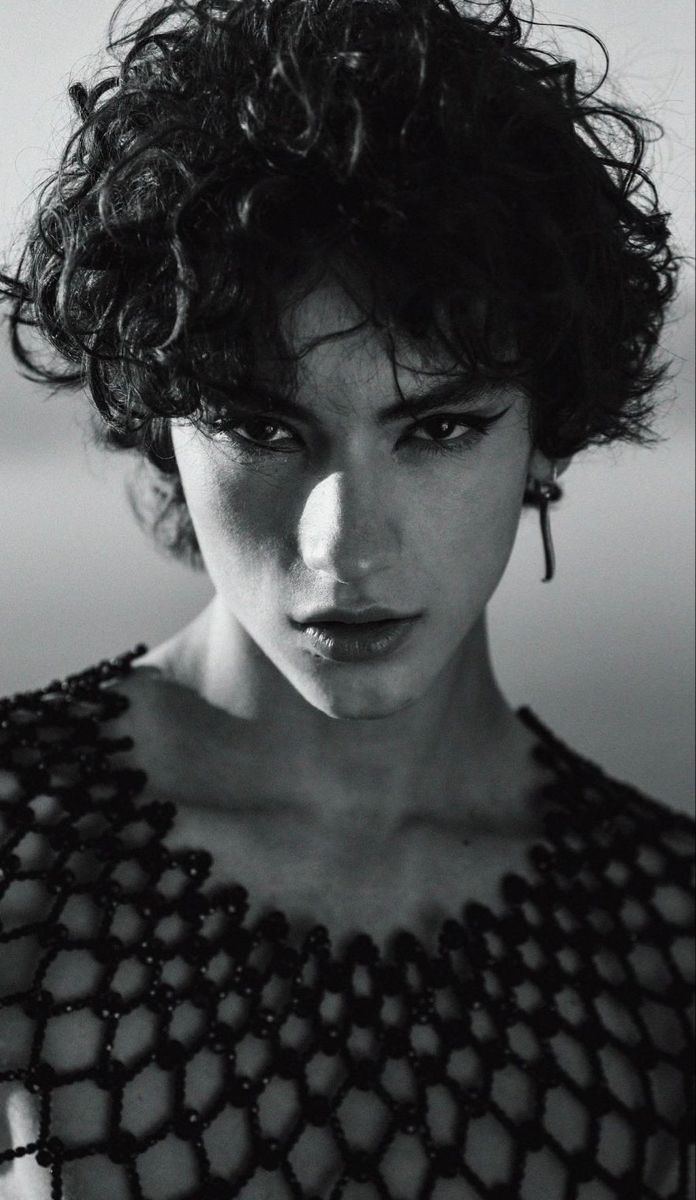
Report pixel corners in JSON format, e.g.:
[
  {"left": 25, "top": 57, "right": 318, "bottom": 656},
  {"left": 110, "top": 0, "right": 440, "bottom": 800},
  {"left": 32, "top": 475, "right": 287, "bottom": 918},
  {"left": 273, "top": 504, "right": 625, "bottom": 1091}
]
[{"left": 0, "top": 0, "right": 693, "bottom": 1196}]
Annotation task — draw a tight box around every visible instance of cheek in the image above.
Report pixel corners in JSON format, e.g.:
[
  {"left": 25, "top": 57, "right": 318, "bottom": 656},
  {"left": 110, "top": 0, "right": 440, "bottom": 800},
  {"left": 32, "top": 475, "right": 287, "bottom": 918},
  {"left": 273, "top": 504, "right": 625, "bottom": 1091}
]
[
  {"left": 410, "top": 456, "right": 528, "bottom": 614},
  {"left": 414, "top": 452, "right": 526, "bottom": 553},
  {"left": 176, "top": 447, "right": 290, "bottom": 574}
]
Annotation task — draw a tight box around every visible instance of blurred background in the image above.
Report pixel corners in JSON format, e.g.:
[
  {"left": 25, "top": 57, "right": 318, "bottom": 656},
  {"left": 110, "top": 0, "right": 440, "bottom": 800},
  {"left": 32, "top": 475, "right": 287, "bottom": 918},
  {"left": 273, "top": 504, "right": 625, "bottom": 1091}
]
[{"left": 0, "top": 0, "right": 693, "bottom": 815}]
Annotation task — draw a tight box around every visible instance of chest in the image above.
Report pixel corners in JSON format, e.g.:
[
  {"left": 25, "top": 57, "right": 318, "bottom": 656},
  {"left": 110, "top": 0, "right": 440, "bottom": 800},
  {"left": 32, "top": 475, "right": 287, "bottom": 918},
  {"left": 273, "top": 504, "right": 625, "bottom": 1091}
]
[{"left": 1, "top": 816, "right": 691, "bottom": 1200}]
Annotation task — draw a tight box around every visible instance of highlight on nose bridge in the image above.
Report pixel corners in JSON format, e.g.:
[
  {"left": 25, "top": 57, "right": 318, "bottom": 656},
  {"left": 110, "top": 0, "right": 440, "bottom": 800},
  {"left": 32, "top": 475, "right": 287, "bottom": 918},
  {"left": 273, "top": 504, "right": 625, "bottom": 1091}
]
[{"left": 299, "top": 468, "right": 394, "bottom": 578}]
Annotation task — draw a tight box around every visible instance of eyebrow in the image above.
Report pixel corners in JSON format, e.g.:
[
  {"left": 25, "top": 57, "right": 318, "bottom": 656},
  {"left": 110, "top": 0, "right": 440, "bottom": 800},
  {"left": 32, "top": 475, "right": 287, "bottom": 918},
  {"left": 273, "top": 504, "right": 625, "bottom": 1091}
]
[{"left": 230, "top": 377, "right": 499, "bottom": 424}]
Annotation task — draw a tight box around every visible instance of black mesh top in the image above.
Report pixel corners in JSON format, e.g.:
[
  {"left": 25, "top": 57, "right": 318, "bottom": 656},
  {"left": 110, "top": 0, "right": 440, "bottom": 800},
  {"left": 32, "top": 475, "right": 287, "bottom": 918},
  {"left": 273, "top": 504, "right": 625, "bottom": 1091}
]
[{"left": 0, "top": 646, "right": 693, "bottom": 1200}]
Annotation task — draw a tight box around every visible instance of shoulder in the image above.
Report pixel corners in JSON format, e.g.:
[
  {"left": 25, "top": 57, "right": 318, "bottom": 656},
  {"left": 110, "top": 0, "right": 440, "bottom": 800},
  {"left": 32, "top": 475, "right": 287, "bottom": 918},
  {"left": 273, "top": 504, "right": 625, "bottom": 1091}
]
[
  {"left": 0, "top": 649, "right": 157, "bottom": 1085},
  {"left": 522, "top": 706, "right": 694, "bottom": 903},
  {"left": 527, "top": 725, "right": 695, "bottom": 1192},
  {"left": 0, "top": 648, "right": 147, "bottom": 920}
]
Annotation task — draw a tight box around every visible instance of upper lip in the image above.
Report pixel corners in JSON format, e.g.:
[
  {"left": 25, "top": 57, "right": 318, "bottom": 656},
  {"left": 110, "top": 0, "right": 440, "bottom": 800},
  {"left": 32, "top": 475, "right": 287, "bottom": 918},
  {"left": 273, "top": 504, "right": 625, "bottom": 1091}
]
[{"left": 293, "top": 606, "right": 420, "bottom": 625}]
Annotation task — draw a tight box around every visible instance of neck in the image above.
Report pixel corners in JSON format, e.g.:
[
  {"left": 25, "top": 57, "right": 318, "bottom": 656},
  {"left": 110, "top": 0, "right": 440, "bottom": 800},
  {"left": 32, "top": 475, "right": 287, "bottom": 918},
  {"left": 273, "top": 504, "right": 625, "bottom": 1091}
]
[{"left": 150, "top": 599, "right": 531, "bottom": 839}]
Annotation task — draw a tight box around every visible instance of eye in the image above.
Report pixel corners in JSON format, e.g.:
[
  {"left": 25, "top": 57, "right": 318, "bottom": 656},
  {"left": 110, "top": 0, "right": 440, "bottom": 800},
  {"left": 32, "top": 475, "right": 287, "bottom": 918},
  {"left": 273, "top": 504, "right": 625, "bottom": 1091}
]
[
  {"left": 409, "top": 416, "right": 477, "bottom": 443},
  {"left": 403, "top": 410, "right": 508, "bottom": 455},
  {"left": 212, "top": 416, "right": 298, "bottom": 449}
]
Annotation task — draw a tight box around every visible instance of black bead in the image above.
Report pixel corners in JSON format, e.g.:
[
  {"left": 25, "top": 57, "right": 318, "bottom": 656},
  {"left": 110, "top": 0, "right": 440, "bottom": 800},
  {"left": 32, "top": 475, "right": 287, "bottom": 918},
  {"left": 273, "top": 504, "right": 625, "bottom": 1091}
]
[
  {"left": 498, "top": 912, "right": 530, "bottom": 948},
  {"left": 440, "top": 1018, "right": 470, "bottom": 1050},
  {"left": 318, "top": 1023, "right": 342, "bottom": 1055},
  {"left": 534, "top": 1007, "right": 561, "bottom": 1038},
  {"left": 180, "top": 849, "right": 212, "bottom": 880},
  {"left": 251, "top": 1008, "right": 278, "bottom": 1039},
  {"left": 46, "top": 823, "right": 79, "bottom": 852},
  {"left": 305, "top": 925, "right": 330, "bottom": 954},
  {"left": 440, "top": 919, "right": 467, "bottom": 951},
  {"left": 93, "top": 989, "right": 125, "bottom": 1020},
  {"left": 414, "top": 1053, "right": 443, "bottom": 1084},
  {"left": 346, "top": 933, "right": 379, "bottom": 965},
  {"left": 430, "top": 1144, "right": 460, "bottom": 1177},
  {"left": 172, "top": 1107, "right": 203, "bottom": 1140},
  {"left": 378, "top": 962, "right": 402, "bottom": 996},
  {"left": 481, "top": 1039, "right": 508, "bottom": 1069},
  {"left": 395, "top": 929, "right": 426, "bottom": 963},
  {"left": 347, "top": 1149, "right": 377, "bottom": 1182},
  {"left": 395, "top": 1102, "right": 420, "bottom": 1134},
  {"left": 319, "top": 959, "right": 347, "bottom": 992},
  {"left": 502, "top": 873, "right": 529, "bottom": 905},
  {"left": 38, "top": 922, "right": 68, "bottom": 949},
  {"left": 257, "top": 1137, "right": 283, "bottom": 1169},
  {"left": 530, "top": 843, "right": 556, "bottom": 874},
  {"left": 199, "top": 1179, "right": 233, "bottom": 1200},
  {"left": 498, "top": 957, "right": 525, "bottom": 988},
  {"left": 351, "top": 1057, "right": 379, "bottom": 1089},
  {"left": 666, "top": 978, "right": 692, "bottom": 1006},
  {"left": 228, "top": 1075, "right": 254, "bottom": 1107},
  {"left": 140, "top": 801, "right": 176, "bottom": 834},
  {"left": 462, "top": 1086, "right": 487, "bottom": 1116},
  {"left": 350, "top": 996, "right": 380, "bottom": 1028},
  {"left": 516, "top": 1120, "right": 545, "bottom": 1151},
  {"left": 95, "top": 1058, "right": 127, "bottom": 1089},
  {"left": 191, "top": 977, "right": 219, "bottom": 1009},
  {"left": 464, "top": 901, "right": 494, "bottom": 932},
  {"left": 274, "top": 1047, "right": 303, "bottom": 1080},
  {"left": 424, "top": 956, "right": 451, "bottom": 988},
  {"left": 138, "top": 841, "right": 172, "bottom": 874},
  {"left": 291, "top": 985, "right": 316, "bottom": 1018},
  {"left": 93, "top": 935, "right": 124, "bottom": 964},
  {"left": 24, "top": 1061, "right": 56, "bottom": 1093},
  {"left": 236, "top": 965, "right": 261, "bottom": 996},
  {"left": 146, "top": 982, "right": 177, "bottom": 1014},
  {"left": 275, "top": 945, "right": 301, "bottom": 978},
  {"left": 305, "top": 1093, "right": 332, "bottom": 1126},
  {"left": 382, "top": 1025, "right": 410, "bottom": 1059},
  {"left": 222, "top": 926, "right": 253, "bottom": 959},
  {"left": 22, "top": 990, "right": 54, "bottom": 1020},
  {"left": 570, "top": 1149, "right": 597, "bottom": 1182},
  {"left": 207, "top": 1023, "right": 235, "bottom": 1054},
  {"left": 180, "top": 934, "right": 210, "bottom": 966},
  {"left": 156, "top": 1039, "right": 186, "bottom": 1070},
  {"left": 533, "top": 1057, "right": 563, "bottom": 1089},
  {"left": 258, "top": 909, "right": 289, "bottom": 943},
  {"left": 108, "top": 1130, "right": 137, "bottom": 1164},
  {"left": 216, "top": 883, "right": 249, "bottom": 918},
  {"left": 94, "top": 878, "right": 124, "bottom": 907}
]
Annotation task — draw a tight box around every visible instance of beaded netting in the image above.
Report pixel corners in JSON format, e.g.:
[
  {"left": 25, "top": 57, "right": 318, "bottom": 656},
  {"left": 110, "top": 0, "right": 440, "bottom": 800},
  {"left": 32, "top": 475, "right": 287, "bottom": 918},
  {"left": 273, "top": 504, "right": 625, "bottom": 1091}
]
[{"left": 0, "top": 648, "right": 694, "bottom": 1199}]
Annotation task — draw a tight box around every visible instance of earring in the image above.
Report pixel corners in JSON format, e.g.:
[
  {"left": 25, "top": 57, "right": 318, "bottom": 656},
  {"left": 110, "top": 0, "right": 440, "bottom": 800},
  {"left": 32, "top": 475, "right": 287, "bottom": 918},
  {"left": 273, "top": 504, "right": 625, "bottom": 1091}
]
[{"left": 525, "top": 464, "right": 563, "bottom": 582}]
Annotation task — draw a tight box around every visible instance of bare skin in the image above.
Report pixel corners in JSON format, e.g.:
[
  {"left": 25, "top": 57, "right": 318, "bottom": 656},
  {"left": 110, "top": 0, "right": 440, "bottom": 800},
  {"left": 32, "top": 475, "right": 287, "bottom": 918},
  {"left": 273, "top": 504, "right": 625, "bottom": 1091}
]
[{"left": 141, "top": 271, "right": 571, "bottom": 852}]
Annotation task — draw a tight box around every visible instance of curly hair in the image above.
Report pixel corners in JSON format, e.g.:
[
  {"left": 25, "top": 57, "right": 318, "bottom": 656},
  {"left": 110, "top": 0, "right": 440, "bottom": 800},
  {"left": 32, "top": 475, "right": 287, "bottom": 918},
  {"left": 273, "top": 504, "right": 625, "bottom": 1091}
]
[{"left": 0, "top": 0, "right": 683, "bottom": 571}]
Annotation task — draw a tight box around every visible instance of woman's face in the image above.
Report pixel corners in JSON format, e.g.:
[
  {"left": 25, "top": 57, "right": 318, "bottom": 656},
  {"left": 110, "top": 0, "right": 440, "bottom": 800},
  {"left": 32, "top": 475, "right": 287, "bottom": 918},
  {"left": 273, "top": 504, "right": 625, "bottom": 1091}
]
[{"left": 171, "top": 275, "right": 551, "bottom": 719}]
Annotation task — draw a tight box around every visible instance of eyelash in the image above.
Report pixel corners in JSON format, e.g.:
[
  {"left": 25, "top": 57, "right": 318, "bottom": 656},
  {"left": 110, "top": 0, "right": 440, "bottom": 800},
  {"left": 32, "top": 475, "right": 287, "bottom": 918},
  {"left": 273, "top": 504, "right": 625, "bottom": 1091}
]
[{"left": 208, "top": 410, "right": 509, "bottom": 459}]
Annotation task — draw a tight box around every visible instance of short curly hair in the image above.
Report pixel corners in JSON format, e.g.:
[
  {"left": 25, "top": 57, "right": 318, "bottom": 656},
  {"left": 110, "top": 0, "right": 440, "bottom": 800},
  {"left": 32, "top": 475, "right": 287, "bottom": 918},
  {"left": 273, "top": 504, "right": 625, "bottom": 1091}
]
[{"left": 1, "top": 0, "right": 683, "bottom": 570}]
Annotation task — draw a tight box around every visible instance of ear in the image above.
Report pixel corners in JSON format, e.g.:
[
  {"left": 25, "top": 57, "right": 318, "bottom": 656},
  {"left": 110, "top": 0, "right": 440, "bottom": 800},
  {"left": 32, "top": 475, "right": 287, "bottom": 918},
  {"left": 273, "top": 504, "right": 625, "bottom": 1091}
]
[{"left": 528, "top": 449, "right": 573, "bottom": 481}]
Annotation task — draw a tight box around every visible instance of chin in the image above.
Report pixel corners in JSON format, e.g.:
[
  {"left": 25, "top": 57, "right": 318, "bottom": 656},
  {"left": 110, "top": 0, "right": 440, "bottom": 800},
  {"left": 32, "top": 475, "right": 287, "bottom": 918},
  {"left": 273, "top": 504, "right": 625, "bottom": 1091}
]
[{"left": 295, "top": 669, "right": 424, "bottom": 722}]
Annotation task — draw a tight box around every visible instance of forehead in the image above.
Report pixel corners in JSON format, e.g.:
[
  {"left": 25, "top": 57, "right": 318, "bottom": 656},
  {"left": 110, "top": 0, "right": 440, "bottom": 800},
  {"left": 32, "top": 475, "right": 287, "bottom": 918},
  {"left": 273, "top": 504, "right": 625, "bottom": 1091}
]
[{"left": 276, "top": 271, "right": 470, "bottom": 403}]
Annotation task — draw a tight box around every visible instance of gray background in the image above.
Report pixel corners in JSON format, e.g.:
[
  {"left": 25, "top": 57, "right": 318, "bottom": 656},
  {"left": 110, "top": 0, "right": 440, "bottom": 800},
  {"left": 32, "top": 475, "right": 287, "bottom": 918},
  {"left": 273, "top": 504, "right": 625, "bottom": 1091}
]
[{"left": 1, "top": 1, "right": 693, "bottom": 814}]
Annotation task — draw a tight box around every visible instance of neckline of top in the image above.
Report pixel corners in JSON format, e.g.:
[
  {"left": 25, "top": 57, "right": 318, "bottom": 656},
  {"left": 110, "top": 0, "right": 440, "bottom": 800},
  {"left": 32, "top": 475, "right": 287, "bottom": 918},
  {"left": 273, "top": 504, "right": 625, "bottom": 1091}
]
[{"left": 46, "top": 644, "right": 610, "bottom": 964}]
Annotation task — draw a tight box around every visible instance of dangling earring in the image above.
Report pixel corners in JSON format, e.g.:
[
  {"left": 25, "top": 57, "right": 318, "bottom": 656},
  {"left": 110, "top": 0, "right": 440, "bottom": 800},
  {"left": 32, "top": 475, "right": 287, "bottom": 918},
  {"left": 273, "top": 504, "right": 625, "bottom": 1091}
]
[{"left": 524, "top": 464, "right": 563, "bottom": 582}]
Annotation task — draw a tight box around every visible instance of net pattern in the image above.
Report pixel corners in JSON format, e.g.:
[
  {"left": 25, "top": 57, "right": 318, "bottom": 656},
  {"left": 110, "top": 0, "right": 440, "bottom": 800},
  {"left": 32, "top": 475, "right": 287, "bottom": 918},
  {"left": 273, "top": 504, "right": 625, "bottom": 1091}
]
[{"left": 0, "top": 647, "right": 694, "bottom": 1200}]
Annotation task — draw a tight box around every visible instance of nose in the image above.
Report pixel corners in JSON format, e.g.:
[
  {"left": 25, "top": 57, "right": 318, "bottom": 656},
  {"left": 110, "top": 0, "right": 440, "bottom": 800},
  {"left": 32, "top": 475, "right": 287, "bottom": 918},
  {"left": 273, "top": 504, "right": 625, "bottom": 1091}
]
[{"left": 298, "top": 467, "right": 399, "bottom": 583}]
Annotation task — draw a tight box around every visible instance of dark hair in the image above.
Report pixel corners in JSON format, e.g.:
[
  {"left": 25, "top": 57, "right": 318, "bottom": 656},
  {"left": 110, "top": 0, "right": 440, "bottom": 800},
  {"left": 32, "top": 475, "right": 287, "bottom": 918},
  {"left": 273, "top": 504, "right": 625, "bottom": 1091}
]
[{"left": 1, "top": 0, "right": 684, "bottom": 570}]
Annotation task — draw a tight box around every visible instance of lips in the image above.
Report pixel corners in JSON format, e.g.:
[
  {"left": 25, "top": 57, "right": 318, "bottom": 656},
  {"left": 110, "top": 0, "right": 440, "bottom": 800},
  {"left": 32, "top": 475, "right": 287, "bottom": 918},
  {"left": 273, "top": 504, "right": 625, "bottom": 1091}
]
[
  {"left": 293, "top": 614, "right": 421, "bottom": 663},
  {"left": 291, "top": 607, "right": 420, "bottom": 626}
]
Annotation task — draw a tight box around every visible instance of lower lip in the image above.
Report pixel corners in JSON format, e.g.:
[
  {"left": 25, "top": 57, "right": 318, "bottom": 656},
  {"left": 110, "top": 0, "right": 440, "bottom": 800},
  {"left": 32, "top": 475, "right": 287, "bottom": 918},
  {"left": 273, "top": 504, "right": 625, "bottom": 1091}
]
[{"left": 295, "top": 617, "right": 421, "bottom": 662}]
